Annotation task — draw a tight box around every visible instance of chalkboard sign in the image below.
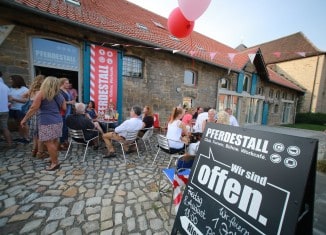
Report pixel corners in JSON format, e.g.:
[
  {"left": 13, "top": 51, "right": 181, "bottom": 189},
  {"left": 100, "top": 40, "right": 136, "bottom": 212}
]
[{"left": 172, "top": 123, "right": 318, "bottom": 235}]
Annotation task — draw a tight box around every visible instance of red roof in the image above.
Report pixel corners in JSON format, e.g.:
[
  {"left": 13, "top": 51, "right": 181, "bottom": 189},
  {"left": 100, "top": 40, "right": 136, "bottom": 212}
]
[
  {"left": 267, "top": 67, "right": 304, "bottom": 92},
  {"left": 8, "top": 0, "right": 245, "bottom": 70},
  {"left": 4, "top": 0, "right": 304, "bottom": 91},
  {"left": 252, "top": 32, "right": 323, "bottom": 64}
]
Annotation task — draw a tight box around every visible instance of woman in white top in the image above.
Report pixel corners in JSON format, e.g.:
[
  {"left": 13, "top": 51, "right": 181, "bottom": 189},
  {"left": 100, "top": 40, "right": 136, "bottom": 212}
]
[
  {"left": 8, "top": 75, "right": 29, "bottom": 143},
  {"left": 166, "top": 106, "right": 189, "bottom": 150}
]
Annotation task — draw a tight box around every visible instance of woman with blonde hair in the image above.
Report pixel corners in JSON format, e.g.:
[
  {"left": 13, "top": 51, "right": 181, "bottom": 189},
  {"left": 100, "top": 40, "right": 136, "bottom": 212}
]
[
  {"left": 216, "top": 110, "right": 230, "bottom": 125},
  {"left": 21, "top": 76, "right": 66, "bottom": 171},
  {"left": 166, "top": 106, "right": 189, "bottom": 151},
  {"left": 25, "top": 74, "right": 46, "bottom": 157}
]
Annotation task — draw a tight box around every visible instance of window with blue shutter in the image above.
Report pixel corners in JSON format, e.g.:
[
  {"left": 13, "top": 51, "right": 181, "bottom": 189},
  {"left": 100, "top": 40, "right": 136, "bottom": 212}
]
[
  {"left": 250, "top": 73, "right": 257, "bottom": 95},
  {"left": 236, "top": 72, "right": 244, "bottom": 93}
]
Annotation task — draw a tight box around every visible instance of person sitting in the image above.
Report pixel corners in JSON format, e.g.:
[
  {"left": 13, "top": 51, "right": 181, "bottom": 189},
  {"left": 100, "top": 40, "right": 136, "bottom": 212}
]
[
  {"left": 201, "top": 108, "right": 217, "bottom": 132},
  {"left": 176, "top": 132, "right": 202, "bottom": 170},
  {"left": 216, "top": 110, "right": 230, "bottom": 125},
  {"left": 181, "top": 108, "right": 194, "bottom": 132},
  {"left": 85, "top": 100, "right": 98, "bottom": 120},
  {"left": 166, "top": 106, "right": 190, "bottom": 152},
  {"left": 138, "top": 105, "right": 154, "bottom": 137},
  {"left": 66, "top": 102, "right": 99, "bottom": 149},
  {"left": 225, "top": 107, "right": 239, "bottom": 126},
  {"left": 193, "top": 107, "right": 210, "bottom": 133},
  {"left": 102, "top": 106, "right": 143, "bottom": 158}
]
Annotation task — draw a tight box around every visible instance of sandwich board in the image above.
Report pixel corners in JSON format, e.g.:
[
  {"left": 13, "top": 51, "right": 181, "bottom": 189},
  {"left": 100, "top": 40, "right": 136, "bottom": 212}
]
[{"left": 172, "top": 123, "right": 318, "bottom": 235}]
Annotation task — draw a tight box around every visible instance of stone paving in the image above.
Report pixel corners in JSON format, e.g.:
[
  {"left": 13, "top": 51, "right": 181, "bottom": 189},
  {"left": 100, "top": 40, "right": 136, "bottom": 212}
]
[{"left": 0, "top": 127, "right": 325, "bottom": 235}]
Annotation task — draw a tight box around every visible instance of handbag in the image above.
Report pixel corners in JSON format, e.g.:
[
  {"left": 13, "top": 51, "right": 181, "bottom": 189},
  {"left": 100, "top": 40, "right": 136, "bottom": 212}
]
[{"left": 21, "top": 98, "right": 32, "bottom": 114}]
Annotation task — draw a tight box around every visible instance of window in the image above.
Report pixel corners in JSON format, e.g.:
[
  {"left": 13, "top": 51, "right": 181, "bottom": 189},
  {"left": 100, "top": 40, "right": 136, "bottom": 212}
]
[
  {"left": 243, "top": 75, "right": 251, "bottom": 92},
  {"left": 122, "top": 56, "right": 143, "bottom": 78},
  {"left": 184, "top": 69, "right": 197, "bottom": 86},
  {"left": 219, "top": 78, "right": 229, "bottom": 89},
  {"left": 65, "top": 0, "right": 80, "bottom": 6},
  {"left": 274, "top": 104, "right": 279, "bottom": 113},
  {"left": 275, "top": 90, "right": 280, "bottom": 99},
  {"left": 244, "top": 98, "right": 262, "bottom": 124},
  {"left": 269, "top": 89, "right": 274, "bottom": 98},
  {"left": 257, "top": 87, "right": 264, "bottom": 95}
]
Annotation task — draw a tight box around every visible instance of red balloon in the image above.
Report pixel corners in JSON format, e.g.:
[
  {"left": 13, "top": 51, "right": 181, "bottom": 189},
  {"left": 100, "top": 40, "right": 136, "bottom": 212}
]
[{"left": 167, "top": 7, "right": 195, "bottom": 38}]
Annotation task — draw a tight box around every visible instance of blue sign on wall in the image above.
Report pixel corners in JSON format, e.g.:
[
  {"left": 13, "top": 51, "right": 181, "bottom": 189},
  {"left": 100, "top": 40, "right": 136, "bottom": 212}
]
[{"left": 32, "top": 38, "right": 79, "bottom": 71}]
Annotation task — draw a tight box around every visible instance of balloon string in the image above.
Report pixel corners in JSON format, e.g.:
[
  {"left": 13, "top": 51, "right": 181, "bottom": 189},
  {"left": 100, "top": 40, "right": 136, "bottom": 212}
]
[{"left": 190, "top": 35, "right": 196, "bottom": 87}]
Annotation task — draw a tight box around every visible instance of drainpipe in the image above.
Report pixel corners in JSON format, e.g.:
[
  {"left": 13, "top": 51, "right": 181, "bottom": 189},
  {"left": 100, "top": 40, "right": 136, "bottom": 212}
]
[{"left": 309, "top": 55, "right": 320, "bottom": 113}]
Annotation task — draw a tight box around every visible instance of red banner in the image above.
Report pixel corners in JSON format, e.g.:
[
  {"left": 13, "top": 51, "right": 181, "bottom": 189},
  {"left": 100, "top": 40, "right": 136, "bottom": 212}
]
[{"left": 90, "top": 44, "right": 118, "bottom": 115}]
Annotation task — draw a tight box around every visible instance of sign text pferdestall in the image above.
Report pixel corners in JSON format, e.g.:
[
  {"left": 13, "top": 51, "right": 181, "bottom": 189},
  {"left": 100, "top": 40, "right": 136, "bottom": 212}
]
[{"left": 172, "top": 123, "right": 318, "bottom": 235}]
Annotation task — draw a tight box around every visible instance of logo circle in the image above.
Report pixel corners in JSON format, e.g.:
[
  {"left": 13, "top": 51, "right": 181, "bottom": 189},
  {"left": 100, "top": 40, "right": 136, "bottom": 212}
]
[
  {"left": 287, "top": 146, "right": 300, "bottom": 156},
  {"left": 284, "top": 158, "right": 297, "bottom": 168},
  {"left": 273, "top": 143, "right": 285, "bottom": 152}
]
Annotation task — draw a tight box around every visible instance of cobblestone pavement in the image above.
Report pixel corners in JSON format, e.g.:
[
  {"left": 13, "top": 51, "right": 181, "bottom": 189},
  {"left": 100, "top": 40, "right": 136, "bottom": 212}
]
[{"left": 0, "top": 127, "right": 325, "bottom": 235}]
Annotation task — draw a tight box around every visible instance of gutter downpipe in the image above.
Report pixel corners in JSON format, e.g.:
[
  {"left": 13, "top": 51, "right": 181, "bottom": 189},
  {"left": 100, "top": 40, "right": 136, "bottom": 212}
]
[{"left": 309, "top": 55, "right": 320, "bottom": 113}]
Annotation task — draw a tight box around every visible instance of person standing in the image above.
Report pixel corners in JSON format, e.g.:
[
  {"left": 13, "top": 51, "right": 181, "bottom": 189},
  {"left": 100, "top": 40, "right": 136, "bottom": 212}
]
[
  {"left": 0, "top": 77, "right": 13, "bottom": 147},
  {"left": 58, "top": 77, "right": 75, "bottom": 150},
  {"left": 225, "top": 108, "right": 239, "bottom": 126},
  {"left": 25, "top": 75, "right": 45, "bottom": 157},
  {"left": 8, "top": 75, "right": 29, "bottom": 143},
  {"left": 21, "top": 76, "right": 66, "bottom": 171}
]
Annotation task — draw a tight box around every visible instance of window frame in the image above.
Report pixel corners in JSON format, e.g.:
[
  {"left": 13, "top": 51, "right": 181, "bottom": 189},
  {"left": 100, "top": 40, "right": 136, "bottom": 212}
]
[
  {"left": 122, "top": 55, "right": 143, "bottom": 79},
  {"left": 184, "top": 69, "right": 197, "bottom": 86}
]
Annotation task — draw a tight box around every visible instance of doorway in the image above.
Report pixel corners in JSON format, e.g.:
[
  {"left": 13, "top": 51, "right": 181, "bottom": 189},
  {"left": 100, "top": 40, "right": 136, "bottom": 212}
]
[{"left": 34, "top": 66, "right": 79, "bottom": 101}]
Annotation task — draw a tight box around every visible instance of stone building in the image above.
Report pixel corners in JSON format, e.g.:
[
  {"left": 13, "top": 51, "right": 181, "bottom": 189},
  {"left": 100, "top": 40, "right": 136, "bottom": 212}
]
[
  {"left": 251, "top": 32, "right": 326, "bottom": 114},
  {"left": 0, "top": 0, "right": 305, "bottom": 126}
]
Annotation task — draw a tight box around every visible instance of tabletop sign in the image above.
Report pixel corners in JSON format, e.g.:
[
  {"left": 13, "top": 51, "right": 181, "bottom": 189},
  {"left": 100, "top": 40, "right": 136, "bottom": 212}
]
[{"left": 172, "top": 123, "right": 318, "bottom": 235}]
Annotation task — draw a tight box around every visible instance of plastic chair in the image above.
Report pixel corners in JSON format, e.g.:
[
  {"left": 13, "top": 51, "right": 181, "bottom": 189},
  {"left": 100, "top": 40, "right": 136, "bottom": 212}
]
[
  {"left": 65, "top": 128, "right": 99, "bottom": 162},
  {"left": 112, "top": 130, "right": 140, "bottom": 164},
  {"left": 151, "top": 134, "right": 185, "bottom": 168}
]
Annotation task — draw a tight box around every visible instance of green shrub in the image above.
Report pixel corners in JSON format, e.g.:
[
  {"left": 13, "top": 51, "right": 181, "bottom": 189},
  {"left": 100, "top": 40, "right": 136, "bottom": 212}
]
[
  {"left": 317, "top": 160, "right": 326, "bottom": 173},
  {"left": 295, "top": 112, "right": 326, "bottom": 125}
]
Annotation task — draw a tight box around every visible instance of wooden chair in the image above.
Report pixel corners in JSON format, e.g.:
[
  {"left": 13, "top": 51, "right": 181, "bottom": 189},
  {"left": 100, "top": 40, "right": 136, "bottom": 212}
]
[
  {"left": 65, "top": 128, "right": 99, "bottom": 162},
  {"left": 112, "top": 130, "right": 140, "bottom": 164},
  {"left": 151, "top": 134, "right": 185, "bottom": 168}
]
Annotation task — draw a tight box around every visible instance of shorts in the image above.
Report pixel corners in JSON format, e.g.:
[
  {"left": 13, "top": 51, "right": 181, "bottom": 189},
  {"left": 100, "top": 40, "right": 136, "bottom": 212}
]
[
  {"left": 9, "top": 109, "right": 25, "bottom": 121},
  {"left": 0, "top": 112, "right": 9, "bottom": 130}
]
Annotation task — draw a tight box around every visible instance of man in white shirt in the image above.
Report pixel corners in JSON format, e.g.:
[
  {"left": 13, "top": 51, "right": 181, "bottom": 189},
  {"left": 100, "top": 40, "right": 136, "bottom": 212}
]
[
  {"left": 0, "top": 78, "right": 13, "bottom": 147},
  {"left": 193, "top": 107, "right": 210, "bottom": 133},
  {"left": 225, "top": 108, "right": 239, "bottom": 126},
  {"left": 103, "top": 106, "right": 143, "bottom": 158}
]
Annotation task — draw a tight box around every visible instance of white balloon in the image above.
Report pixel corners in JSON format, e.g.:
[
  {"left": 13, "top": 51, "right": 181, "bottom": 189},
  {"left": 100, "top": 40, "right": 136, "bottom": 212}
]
[{"left": 178, "top": 0, "right": 212, "bottom": 21}]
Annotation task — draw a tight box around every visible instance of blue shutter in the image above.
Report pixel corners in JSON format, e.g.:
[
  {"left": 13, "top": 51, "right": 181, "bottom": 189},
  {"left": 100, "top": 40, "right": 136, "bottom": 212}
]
[
  {"left": 83, "top": 42, "right": 91, "bottom": 103},
  {"left": 237, "top": 72, "right": 244, "bottom": 93},
  {"left": 250, "top": 73, "right": 257, "bottom": 95}
]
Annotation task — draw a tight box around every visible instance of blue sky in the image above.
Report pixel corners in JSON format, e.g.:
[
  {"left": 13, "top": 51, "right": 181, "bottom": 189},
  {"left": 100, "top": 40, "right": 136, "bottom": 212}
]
[{"left": 127, "top": 0, "right": 326, "bottom": 51}]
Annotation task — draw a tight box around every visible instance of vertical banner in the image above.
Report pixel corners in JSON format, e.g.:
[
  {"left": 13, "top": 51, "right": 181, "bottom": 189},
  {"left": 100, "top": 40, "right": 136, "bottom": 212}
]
[
  {"left": 90, "top": 44, "right": 118, "bottom": 115},
  {"left": 172, "top": 123, "right": 318, "bottom": 235}
]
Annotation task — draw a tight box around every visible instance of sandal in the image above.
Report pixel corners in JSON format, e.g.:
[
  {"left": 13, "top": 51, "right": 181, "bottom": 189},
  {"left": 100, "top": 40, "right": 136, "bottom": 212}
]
[
  {"left": 36, "top": 152, "right": 49, "bottom": 159},
  {"left": 46, "top": 163, "right": 60, "bottom": 171},
  {"left": 31, "top": 149, "right": 38, "bottom": 157}
]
